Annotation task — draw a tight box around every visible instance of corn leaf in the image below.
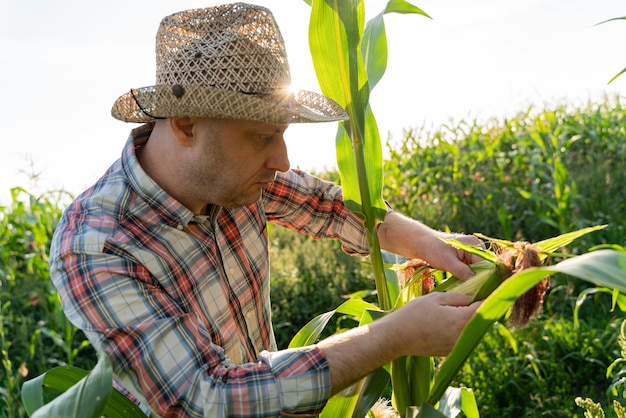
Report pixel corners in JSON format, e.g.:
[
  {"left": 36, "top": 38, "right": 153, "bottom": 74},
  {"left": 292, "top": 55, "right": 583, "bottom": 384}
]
[
  {"left": 533, "top": 224, "right": 607, "bottom": 256},
  {"left": 21, "top": 353, "right": 145, "bottom": 418},
  {"left": 309, "top": 0, "right": 387, "bottom": 223},
  {"left": 288, "top": 310, "right": 336, "bottom": 348},
  {"left": 428, "top": 249, "right": 626, "bottom": 404},
  {"left": 608, "top": 67, "right": 626, "bottom": 84},
  {"left": 288, "top": 299, "right": 380, "bottom": 348},
  {"left": 381, "top": 250, "right": 405, "bottom": 306},
  {"left": 434, "top": 387, "right": 478, "bottom": 418},
  {"left": 320, "top": 382, "right": 362, "bottom": 418},
  {"left": 475, "top": 224, "right": 607, "bottom": 261},
  {"left": 416, "top": 402, "right": 447, "bottom": 417},
  {"left": 361, "top": 10, "right": 388, "bottom": 91},
  {"left": 320, "top": 304, "right": 389, "bottom": 418},
  {"left": 595, "top": 16, "right": 626, "bottom": 25},
  {"left": 443, "top": 238, "right": 498, "bottom": 263},
  {"left": 361, "top": 1, "right": 428, "bottom": 90},
  {"left": 459, "top": 387, "right": 480, "bottom": 418},
  {"left": 352, "top": 367, "right": 391, "bottom": 417}
]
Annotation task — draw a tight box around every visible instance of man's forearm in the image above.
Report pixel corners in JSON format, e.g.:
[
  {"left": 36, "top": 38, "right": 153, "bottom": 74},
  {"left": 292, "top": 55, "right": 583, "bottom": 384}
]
[
  {"left": 317, "top": 312, "right": 404, "bottom": 395},
  {"left": 377, "top": 211, "right": 438, "bottom": 260}
]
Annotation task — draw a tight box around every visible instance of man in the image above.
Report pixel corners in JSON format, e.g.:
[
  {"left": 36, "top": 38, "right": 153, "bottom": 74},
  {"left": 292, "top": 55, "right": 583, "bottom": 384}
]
[{"left": 50, "top": 3, "right": 481, "bottom": 417}]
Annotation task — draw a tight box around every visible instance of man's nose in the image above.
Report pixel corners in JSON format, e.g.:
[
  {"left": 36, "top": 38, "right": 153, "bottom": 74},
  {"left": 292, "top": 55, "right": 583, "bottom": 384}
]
[{"left": 266, "top": 136, "right": 290, "bottom": 173}]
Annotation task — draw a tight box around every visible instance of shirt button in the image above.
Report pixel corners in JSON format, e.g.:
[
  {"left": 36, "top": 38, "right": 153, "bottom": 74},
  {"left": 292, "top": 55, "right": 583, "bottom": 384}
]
[{"left": 176, "top": 224, "right": 184, "bottom": 230}]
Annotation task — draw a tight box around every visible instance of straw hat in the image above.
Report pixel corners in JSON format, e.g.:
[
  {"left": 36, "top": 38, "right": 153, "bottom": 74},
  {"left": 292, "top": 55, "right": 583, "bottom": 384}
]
[{"left": 111, "top": 3, "right": 348, "bottom": 124}]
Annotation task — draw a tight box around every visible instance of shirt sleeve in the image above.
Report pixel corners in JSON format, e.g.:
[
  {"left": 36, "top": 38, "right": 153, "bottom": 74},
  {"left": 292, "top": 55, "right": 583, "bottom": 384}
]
[
  {"left": 50, "top": 245, "right": 331, "bottom": 417},
  {"left": 263, "top": 169, "right": 369, "bottom": 255}
]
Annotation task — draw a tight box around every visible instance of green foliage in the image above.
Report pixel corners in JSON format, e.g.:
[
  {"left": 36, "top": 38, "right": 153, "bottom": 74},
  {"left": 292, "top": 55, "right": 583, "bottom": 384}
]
[
  {"left": 306, "top": 2, "right": 438, "bottom": 414},
  {"left": 2, "top": 96, "right": 625, "bottom": 417},
  {"left": 384, "top": 97, "right": 626, "bottom": 248},
  {"left": 0, "top": 188, "right": 96, "bottom": 418},
  {"left": 21, "top": 353, "right": 145, "bottom": 418},
  {"left": 455, "top": 302, "right": 622, "bottom": 417},
  {"left": 269, "top": 225, "right": 374, "bottom": 349}
]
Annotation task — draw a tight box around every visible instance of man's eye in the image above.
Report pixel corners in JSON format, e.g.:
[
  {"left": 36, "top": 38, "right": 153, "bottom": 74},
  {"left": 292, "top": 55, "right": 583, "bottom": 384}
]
[{"left": 259, "top": 134, "right": 273, "bottom": 141}]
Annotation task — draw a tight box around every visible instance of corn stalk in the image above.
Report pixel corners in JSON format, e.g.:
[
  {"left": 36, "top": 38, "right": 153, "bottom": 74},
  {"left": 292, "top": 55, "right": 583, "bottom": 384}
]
[{"left": 303, "top": 0, "right": 432, "bottom": 416}]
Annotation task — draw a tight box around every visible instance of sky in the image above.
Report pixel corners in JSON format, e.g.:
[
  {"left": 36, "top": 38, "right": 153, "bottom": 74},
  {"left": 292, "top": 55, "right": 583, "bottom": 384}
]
[{"left": 1, "top": 0, "right": 625, "bottom": 204}]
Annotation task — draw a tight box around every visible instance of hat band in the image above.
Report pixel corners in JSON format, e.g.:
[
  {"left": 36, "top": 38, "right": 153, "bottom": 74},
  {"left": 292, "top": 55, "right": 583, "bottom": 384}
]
[{"left": 130, "top": 89, "right": 165, "bottom": 120}]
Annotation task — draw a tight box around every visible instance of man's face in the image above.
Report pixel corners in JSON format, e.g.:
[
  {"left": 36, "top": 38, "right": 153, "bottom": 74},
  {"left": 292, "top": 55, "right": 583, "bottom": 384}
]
[{"left": 185, "top": 118, "right": 291, "bottom": 209}]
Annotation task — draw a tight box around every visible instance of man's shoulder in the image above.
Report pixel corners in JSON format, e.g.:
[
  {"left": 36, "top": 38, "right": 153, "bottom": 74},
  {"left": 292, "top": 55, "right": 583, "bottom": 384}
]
[{"left": 53, "top": 168, "right": 138, "bottom": 247}]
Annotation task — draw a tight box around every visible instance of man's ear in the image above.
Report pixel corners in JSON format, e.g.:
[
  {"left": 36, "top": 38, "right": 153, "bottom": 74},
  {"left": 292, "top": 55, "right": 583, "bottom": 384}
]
[{"left": 169, "top": 117, "right": 195, "bottom": 147}]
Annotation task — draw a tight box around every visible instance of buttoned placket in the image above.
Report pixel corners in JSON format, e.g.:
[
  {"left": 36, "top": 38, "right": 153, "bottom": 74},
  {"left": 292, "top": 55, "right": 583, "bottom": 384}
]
[{"left": 199, "top": 213, "right": 259, "bottom": 362}]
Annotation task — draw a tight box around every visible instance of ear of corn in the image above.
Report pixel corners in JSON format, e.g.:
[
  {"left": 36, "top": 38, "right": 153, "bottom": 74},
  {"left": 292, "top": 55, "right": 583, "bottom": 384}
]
[
  {"left": 443, "top": 260, "right": 513, "bottom": 303},
  {"left": 471, "top": 261, "right": 514, "bottom": 302}
]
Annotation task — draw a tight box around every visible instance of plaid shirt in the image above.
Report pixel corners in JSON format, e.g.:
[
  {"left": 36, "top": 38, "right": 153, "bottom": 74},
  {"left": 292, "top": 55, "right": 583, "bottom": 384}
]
[{"left": 50, "top": 124, "right": 369, "bottom": 417}]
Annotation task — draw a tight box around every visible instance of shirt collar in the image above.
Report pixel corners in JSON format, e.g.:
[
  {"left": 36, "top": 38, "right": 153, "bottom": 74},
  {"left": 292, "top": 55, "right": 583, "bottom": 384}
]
[{"left": 121, "top": 123, "right": 197, "bottom": 228}]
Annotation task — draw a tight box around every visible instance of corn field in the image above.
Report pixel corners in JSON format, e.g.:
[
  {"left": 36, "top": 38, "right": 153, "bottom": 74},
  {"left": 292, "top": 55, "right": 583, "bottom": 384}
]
[{"left": 2, "top": 97, "right": 626, "bottom": 417}]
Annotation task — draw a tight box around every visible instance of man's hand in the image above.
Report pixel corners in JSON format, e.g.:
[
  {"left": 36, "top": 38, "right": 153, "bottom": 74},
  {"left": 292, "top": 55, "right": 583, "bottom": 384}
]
[
  {"left": 377, "top": 211, "right": 484, "bottom": 280},
  {"left": 318, "top": 291, "right": 480, "bottom": 395}
]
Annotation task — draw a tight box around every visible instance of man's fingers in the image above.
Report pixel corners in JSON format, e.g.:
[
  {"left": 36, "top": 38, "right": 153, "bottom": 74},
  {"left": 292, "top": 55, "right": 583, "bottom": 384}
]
[
  {"left": 450, "top": 262, "right": 476, "bottom": 281},
  {"left": 435, "top": 291, "right": 473, "bottom": 306}
]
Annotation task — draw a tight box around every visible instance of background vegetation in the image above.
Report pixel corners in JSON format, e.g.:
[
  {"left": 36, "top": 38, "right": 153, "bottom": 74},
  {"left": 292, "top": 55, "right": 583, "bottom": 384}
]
[{"left": 1, "top": 96, "right": 625, "bottom": 417}]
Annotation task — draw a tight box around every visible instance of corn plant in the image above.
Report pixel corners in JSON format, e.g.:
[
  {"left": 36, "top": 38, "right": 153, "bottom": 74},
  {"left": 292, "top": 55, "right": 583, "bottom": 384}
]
[
  {"left": 296, "top": 1, "right": 626, "bottom": 417},
  {"left": 300, "top": 0, "right": 433, "bottom": 415}
]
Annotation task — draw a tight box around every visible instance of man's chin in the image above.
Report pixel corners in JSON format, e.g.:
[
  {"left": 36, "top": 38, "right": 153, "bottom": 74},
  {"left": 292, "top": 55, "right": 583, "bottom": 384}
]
[{"left": 222, "top": 191, "right": 263, "bottom": 209}]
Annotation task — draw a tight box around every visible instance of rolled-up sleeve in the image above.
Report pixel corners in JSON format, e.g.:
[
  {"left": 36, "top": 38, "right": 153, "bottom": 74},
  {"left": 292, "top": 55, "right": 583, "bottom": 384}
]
[{"left": 263, "top": 169, "right": 369, "bottom": 255}]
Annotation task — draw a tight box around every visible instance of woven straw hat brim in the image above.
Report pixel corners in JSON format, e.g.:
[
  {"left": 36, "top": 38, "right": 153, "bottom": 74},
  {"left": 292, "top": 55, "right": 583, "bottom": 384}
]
[{"left": 111, "top": 85, "right": 349, "bottom": 124}]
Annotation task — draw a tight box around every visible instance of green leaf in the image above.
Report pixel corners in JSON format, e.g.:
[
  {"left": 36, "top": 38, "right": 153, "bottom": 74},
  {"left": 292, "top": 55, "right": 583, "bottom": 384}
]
[
  {"left": 321, "top": 379, "right": 363, "bottom": 418},
  {"left": 410, "top": 356, "right": 432, "bottom": 406},
  {"left": 384, "top": 0, "right": 430, "bottom": 16},
  {"left": 595, "top": 16, "right": 626, "bottom": 26},
  {"left": 416, "top": 402, "right": 447, "bottom": 417},
  {"left": 381, "top": 250, "right": 403, "bottom": 304},
  {"left": 432, "top": 386, "right": 478, "bottom": 418},
  {"left": 289, "top": 299, "right": 381, "bottom": 348},
  {"left": 428, "top": 249, "right": 626, "bottom": 404},
  {"left": 289, "top": 310, "right": 336, "bottom": 348},
  {"left": 309, "top": 0, "right": 388, "bottom": 223},
  {"left": 288, "top": 295, "right": 386, "bottom": 418},
  {"left": 23, "top": 355, "right": 106, "bottom": 418},
  {"left": 352, "top": 367, "right": 391, "bottom": 418},
  {"left": 533, "top": 225, "right": 607, "bottom": 257},
  {"left": 22, "top": 367, "right": 88, "bottom": 414},
  {"left": 360, "top": 0, "right": 430, "bottom": 90},
  {"left": 608, "top": 66, "right": 626, "bottom": 84},
  {"left": 362, "top": 11, "right": 388, "bottom": 91},
  {"left": 21, "top": 353, "right": 144, "bottom": 418},
  {"left": 460, "top": 387, "right": 480, "bottom": 418},
  {"left": 443, "top": 238, "right": 498, "bottom": 263},
  {"left": 309, "top": 0, "right": 365, "bottom": 111},
  {"left": 494, "top": 322, "right": 518, "bottom": 354}
]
